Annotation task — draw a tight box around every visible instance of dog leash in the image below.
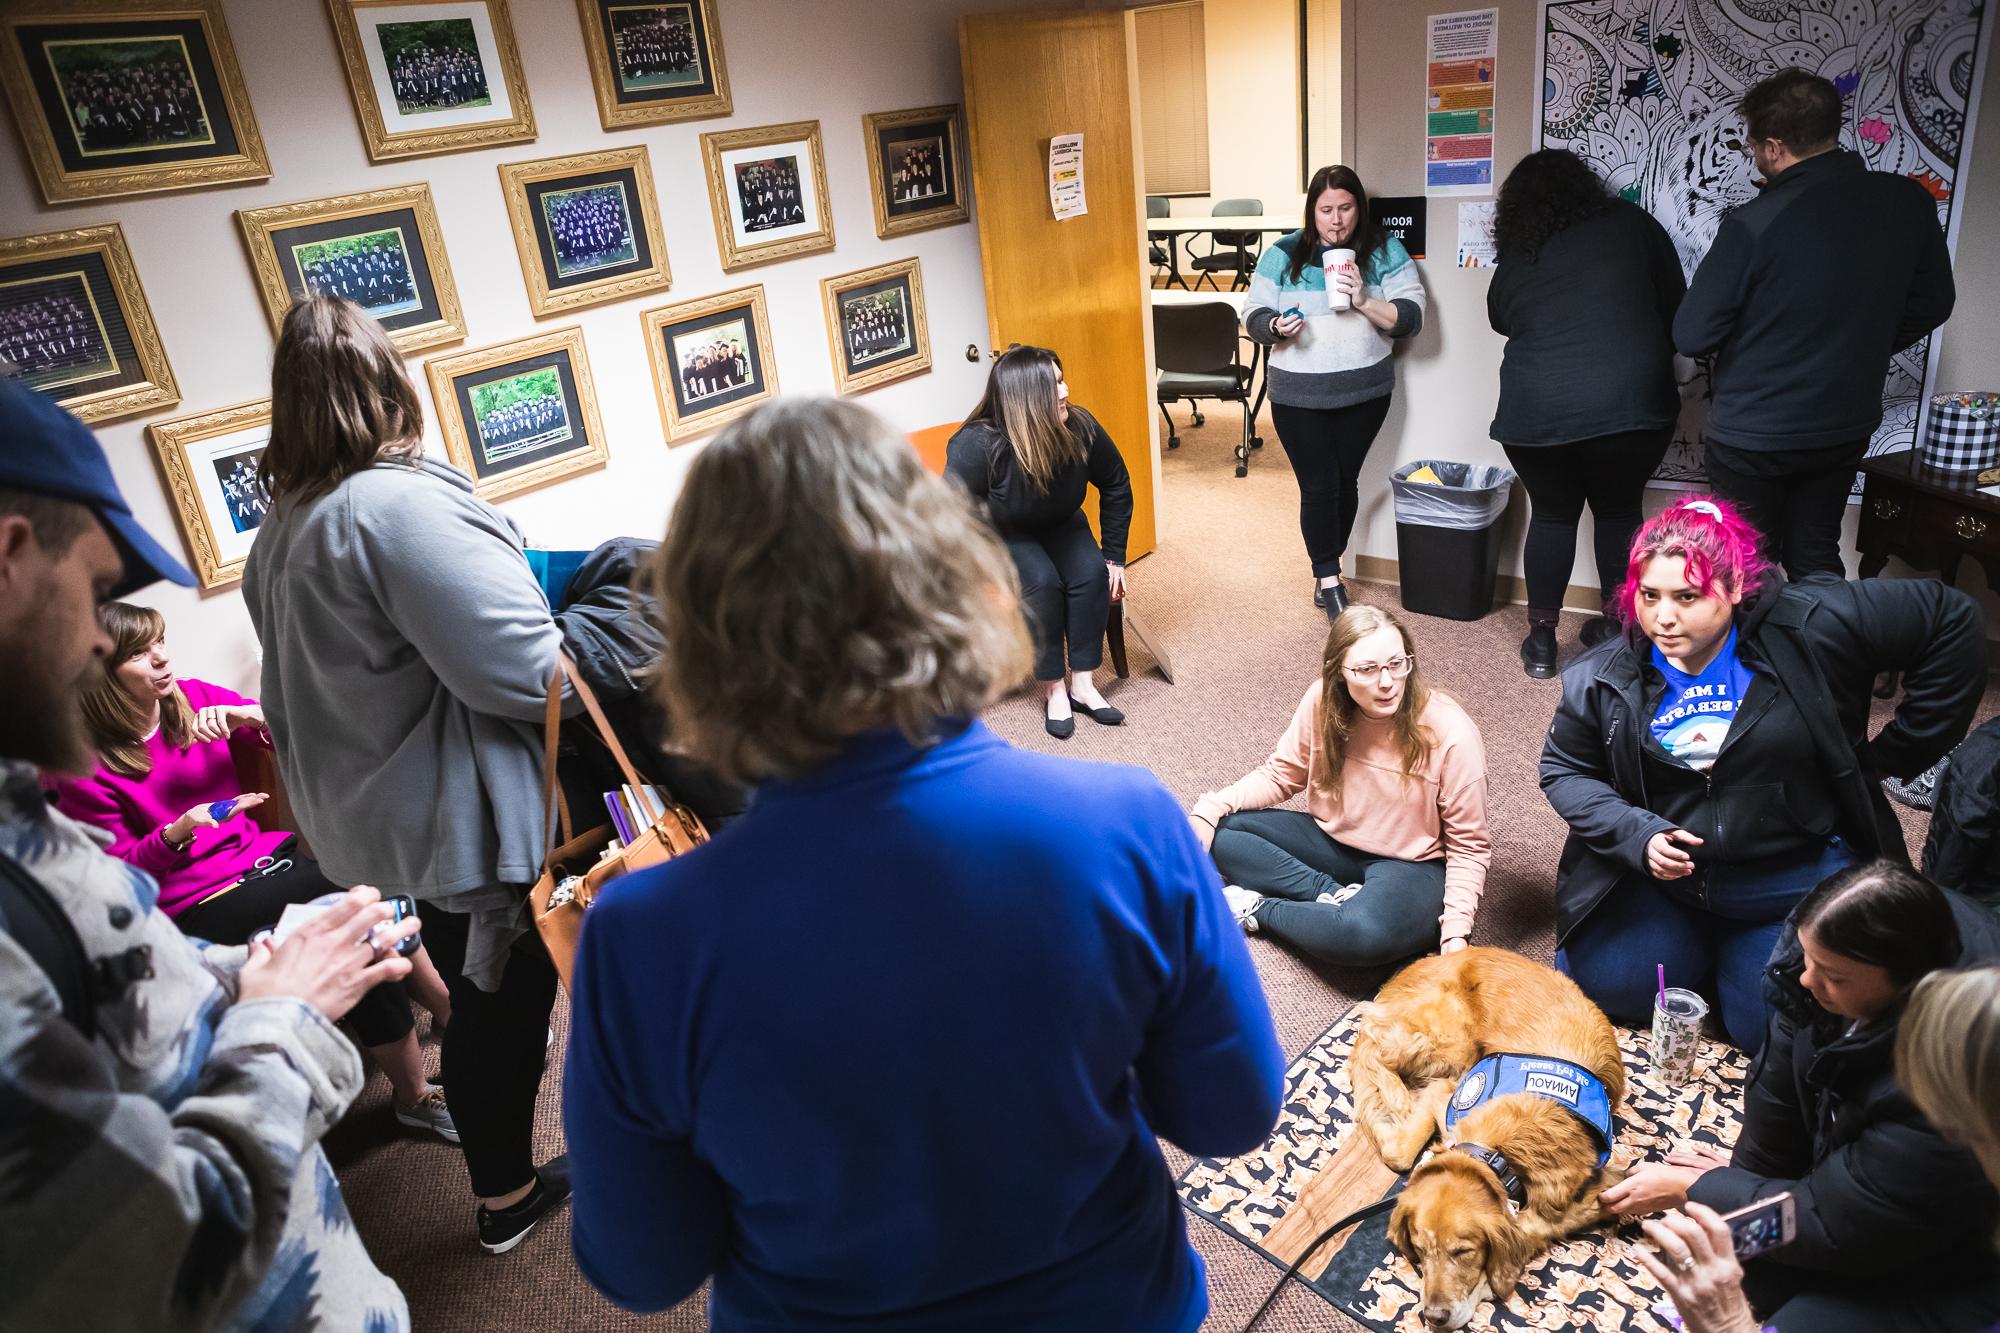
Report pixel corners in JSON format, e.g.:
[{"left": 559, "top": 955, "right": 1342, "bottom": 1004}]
[{"left": 1239, "top": 1188, "right": 1404, "bottom": 1333}]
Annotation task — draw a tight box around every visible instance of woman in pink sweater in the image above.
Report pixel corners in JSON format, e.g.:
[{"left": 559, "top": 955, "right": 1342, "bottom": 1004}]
[
  {"left": 1189, "top": 604, "right": 1491, "bottom": 964},
  {"left": 50, "top": 602, "right": 456, "bottom": 1140}
]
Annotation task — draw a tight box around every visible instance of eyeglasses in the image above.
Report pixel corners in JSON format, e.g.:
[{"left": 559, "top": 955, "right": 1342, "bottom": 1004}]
[{"left": 1340, "top": 654, "right": 1415, "bottom": 680}]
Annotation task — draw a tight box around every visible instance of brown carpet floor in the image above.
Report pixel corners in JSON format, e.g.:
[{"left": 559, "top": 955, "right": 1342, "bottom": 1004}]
[{"left": 328, "top": 406, "right": 1997, "bottom": 1331}]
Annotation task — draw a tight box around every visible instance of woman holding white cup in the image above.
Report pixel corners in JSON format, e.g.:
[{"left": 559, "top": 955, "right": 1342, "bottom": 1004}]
[{"left": 1244, "top": 164, "right": 1426, "bottom": 620}]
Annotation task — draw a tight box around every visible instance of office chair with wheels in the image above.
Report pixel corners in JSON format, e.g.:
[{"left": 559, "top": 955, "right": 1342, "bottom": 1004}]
[{"left": 1153, "top": 300, "right": 1257, "bottom": 477}]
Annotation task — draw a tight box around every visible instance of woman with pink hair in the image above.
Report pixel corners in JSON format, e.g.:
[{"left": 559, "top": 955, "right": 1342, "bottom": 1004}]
[{"left": 1539, "top": 496, "right": 1984, "bottom": 1051}]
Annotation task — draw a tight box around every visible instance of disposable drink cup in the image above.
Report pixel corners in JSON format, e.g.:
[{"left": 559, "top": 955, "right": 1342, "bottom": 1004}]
[
  {"left": 1325, "top": 247, "right": 1356, "bottom": 311},
  {"left": 1651, "top": 987, "right": 1708, "bottom": 1083}
]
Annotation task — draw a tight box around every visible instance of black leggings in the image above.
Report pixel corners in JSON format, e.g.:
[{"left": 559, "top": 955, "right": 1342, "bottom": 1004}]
[
  {"left": 1502, "top": 427, "right": 1671, "bottom": 619},
  {"left": 174, "top": 840, "right": 413, "bottom": 1049},
  {"left": 1270, "top": 395, "right": 1393, "bottom": 579},
  {"left": 1005, "top": 510, "right": 1110, "bottom": 682},
  {"left": 420, "top": 902, "right": 559, "bottom": 1198}
]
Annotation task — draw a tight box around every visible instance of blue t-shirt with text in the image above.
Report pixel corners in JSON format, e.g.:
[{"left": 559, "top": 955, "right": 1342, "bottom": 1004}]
[{"left": 1651, "top": 627, "right": 1753, "bottom": 771}]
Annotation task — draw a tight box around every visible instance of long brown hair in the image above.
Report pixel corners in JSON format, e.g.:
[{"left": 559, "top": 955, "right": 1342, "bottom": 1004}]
[
  {"left": 961, "top": 344, "right": 1085, "bottom": 495},
  {"left": 1287, "top": 164, "right": 1381, "bottom": 285},
  {"left": 80, "top": 602, "right": 192, "bottom": 778},
  {"left": 260, "top": 294, "right": 424, "bottom": 505},
  {"left": 1314, "top": 604, "right": 1433, "bottom": 802}
]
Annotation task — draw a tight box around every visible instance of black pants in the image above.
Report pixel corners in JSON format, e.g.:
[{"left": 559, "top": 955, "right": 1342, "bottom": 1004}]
[
  {"left": 1503, "top": 427, "right": 1671, "bottom": 619},
  {"left": 1270, "top": 396, "right": 1393, "bottom": 578},
  {"left": 1005, "top": 510, "right": 1109, "bottom": 682},
  {"left": 1742, "top": 1255, "right": 2000, "bottom": 1332},
  {"left": 175, "top": 839, "right": 412, "bottom": 1049},
  {"left": 420, "top": 902, "right": 559, "bottom": 1198},
  {"left": 1703, "top": 438, "right": 1867, "bottom": 581}
]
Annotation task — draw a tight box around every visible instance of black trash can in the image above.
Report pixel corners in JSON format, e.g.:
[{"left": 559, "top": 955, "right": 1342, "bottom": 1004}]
[{"left": 1391, "top": 460, "right": 1514, "bottom": 621}]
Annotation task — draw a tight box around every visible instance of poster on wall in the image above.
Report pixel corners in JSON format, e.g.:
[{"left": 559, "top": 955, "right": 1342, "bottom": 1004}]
[
  {"left": 1425, "top": 9, "right": 1499, "bottom": 196},
  {"left": 1536, "top": 0, "right": 1991, "bottom": 485},
  {"left": 1456, "top": 201, "right": 1498, "bottom": 268}
]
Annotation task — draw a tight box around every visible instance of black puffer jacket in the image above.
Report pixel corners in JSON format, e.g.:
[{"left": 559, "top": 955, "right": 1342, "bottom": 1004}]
[
  {"left": 1540, "top": 575, "right": 1986, "bottom": 941},
  {"left": 1686, "top": 888, "right": 2000, "bottom": 1276}
]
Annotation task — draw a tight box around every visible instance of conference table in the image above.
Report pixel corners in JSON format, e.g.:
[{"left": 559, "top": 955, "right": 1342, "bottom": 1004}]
[{"left": 1145, "top": 217, "right": 1295, "bottom": 291}]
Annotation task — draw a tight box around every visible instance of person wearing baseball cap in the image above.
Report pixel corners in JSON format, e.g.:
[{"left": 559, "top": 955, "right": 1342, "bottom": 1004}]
[{"left": 0, "top": 376, "right": 414, "bottom": 1332}]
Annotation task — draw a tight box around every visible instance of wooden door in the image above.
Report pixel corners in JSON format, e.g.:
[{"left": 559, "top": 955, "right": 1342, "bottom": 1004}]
[{"left": 961, "top": 9, "right": 1156, "bottom": 560}]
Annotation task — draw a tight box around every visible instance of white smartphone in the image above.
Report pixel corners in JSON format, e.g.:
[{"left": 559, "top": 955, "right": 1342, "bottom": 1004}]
[{"left": 1720, "top": 1192, "right": 1796, "bottom": 1259}]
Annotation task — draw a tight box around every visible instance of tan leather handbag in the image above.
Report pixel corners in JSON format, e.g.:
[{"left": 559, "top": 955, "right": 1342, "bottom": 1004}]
[{"left": 528, "top": 652, "right": 707, "bottom": 988}]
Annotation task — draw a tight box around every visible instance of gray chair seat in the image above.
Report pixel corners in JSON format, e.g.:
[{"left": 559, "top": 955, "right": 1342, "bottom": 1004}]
[{"left": 1158, "top": 367, "right": 1248, "bottom": 396}]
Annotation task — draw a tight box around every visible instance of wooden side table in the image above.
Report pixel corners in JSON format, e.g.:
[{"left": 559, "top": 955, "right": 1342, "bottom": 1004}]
[{"left": 1856, "top": 450, "right": 2000, "bottom": 588}]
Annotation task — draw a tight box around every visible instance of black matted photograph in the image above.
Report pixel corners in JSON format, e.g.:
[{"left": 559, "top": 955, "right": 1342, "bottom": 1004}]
[
  {"left": 820, "top": 257, "right": 930, "bottom": 396},
  {"left": 500, "top": 145, "right": 670, "bottom": 316},
  {"left": 1, "top": 0, "right": 270, "bottom": 203},
  {"left": 0, "top": 222, "right": 178, "bottom": 423},
  {"left": 425, "top": 326, "right": 609, "bottom": 501},
  {"left": 641, "top": 283, "right": 776, "bottom": 440},
  {"left": 575, "top": 0, "right": 730, "bottom": 130},
  {"left": 863, "top": 105, "right": 967, "bottom": 238},
  {"left": 238, "top": 184, "right": 466, "bottom": 354}
]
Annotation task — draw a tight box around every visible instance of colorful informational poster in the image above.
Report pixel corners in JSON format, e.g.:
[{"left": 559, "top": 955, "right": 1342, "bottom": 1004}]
[
  {"left": 1456, "top": 200, "right": 1498, "bottom": 267},
  {"left": 1426, "top": 8, "right": 1499, "bottom": 196},
  {"left": 1048, "top": 132, "right": 1086, "bottom": 219}
]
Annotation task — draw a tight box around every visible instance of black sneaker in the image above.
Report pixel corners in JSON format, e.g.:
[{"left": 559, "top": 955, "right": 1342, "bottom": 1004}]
[
  {"left": 477, "top": 1155, "right": 572, "bottom": 1255},
  {"left": 1520, "top": 624, "right": 1558, "bottom": 679}
]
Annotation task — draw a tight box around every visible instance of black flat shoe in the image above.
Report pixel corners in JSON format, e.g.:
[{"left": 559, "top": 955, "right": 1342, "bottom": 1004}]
[
  {"left": 1311, "top": 581, "right": 1325, "bottom": 608},
  {"left": 1069, "top": 696, "right": 1124, "bottom": 726},
  {"left": 1321, "top": 580, "right": 1350, "bottom": 621},
  {"left": 1045, "top": 713, "right": 1075, "bottom": 739},
  {"left": 1520, "top": 624, "right": 1558, "bottom": 679}
]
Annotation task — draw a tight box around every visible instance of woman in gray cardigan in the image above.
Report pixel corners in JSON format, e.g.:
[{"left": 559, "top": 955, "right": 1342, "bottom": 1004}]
[{"left": 243, "top": 296, "right": 576, "bottom": 1255}]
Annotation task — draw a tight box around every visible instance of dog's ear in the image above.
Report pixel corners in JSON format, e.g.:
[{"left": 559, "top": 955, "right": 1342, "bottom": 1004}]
[
  {"left": 1480, "top": 1211, "right": 1537, "bottom": 1302},
  {"left": 1387, "top": 1201, "right": 1414, "bottom": 1264}
]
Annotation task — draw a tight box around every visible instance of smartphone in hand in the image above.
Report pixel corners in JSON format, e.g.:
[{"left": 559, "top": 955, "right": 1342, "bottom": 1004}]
[
  {"left": 1719, "top": 1192, "right": 1795, "bottom": 1259},
  {"left": 251, "top": 891, "right": 421, "bottom": 956}
]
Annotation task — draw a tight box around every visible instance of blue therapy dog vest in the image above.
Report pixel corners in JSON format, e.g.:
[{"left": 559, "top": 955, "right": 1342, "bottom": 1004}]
[{"left": 1444, "top": 1053, "right": 1615, "bottom": 1168}]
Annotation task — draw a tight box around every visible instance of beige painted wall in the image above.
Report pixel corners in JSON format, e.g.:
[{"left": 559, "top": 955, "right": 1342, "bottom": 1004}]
[
  {"left": 0, "top": 0, "right": 1059, "bottom": 691},
  {"left": 1344, "top": 0, "right": 1999, "bottom": 637},
  {"left": 1145, "top": 0, "right": 1304, "bottom": 218}
]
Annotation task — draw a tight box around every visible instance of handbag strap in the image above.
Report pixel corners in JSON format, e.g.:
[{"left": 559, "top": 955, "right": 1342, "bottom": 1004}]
[{"left": 539, "top": 651, "right": 684, "bottom": 862}]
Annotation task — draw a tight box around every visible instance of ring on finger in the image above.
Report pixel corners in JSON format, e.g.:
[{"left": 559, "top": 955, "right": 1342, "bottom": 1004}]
[
  {"left": 360, "top": 929, "right": 386, "bottom": 964},
  {"left": 1676, "top": 1254, "right": 1697, "bottom": 1272}
]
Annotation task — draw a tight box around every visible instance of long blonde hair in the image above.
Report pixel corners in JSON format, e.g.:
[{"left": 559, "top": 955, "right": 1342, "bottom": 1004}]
[
  {"left": 961, "top": 344, "right": 1085, "bottom": 495},
  {"left": 79, "top": 602, "right": 192, "bottom": 778},
  {"left": 1314, "top": 605, "right": 1433, "bottom": 802},
  {"left": 1897, "top": 966, "right": 2000, "bottom": 1196}
]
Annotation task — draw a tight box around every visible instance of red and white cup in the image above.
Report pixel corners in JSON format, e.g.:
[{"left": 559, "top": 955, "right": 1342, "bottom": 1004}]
[{"left": 1324, "top": 247, "right": 1357, "bottom": 311}]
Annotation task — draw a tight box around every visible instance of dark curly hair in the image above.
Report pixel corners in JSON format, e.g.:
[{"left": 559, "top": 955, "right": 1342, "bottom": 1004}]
[{"left": 1493, "top": 149, "right": 1612, "bottom": 262}]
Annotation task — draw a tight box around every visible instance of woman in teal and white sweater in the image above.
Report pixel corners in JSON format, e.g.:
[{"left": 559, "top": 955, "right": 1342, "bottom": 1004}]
[{"left": 1244, "top": 164, "right": 1426, "bottom": 619}]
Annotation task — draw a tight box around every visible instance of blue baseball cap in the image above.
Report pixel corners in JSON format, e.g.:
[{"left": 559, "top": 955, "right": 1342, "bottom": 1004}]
[{"left": 0, "top": 376, "right": 196, "bottom": 596}]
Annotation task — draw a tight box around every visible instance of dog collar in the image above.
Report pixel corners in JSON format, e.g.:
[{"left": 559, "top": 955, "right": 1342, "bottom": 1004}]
[
  {"left": 1449, "top": 1142, "right": 1525, "bottom": 1212},
  {"left": 1444, "top": 1053, "right": 1615, "bottom": 1168}
]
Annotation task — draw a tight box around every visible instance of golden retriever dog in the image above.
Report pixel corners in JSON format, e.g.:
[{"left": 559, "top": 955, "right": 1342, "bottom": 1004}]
[{"left": 1349, "top": 947, "right": 1625, "bottom": 1330}]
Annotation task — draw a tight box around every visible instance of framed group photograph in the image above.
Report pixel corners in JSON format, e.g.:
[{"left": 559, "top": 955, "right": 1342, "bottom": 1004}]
[
  {"left": 326, "top": 0, "right": 534, "bottom": 162},
  {"left": 700, "top": 120, "right": 834, "bottom": 271},
  {"left": 575, "top": 0, "right": 730, "bottom": 130},
  {"left": 425, "top": 327, "right": 608, "bottom": 501},
  {"left": 0, "top": 0, "right": 270, "bottom": 203},
  {"left": 146, "top": 399, "right": 272, "bottom": 590},
  {"left": 237, "top": 183, "right": 466, "bottom": 354},
  {"left": 499, "top": 146, "right": 669, "bottom": 317},
  {"left": 0, "top": 223, "right": 178, "bottom": 423},
  {"left": 862, "top": 105, "right": 967, "bottom": 238},
  {"left": 820, "top": 257, "right": 930, "bottom": 396},
  {"left": 640, "top": 284, "right": 775, "bottom": 441}
]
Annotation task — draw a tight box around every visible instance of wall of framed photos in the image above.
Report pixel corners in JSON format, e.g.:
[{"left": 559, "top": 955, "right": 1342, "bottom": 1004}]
[{"left": 0, "top": 0, "right": 1068, "bottom": 689}]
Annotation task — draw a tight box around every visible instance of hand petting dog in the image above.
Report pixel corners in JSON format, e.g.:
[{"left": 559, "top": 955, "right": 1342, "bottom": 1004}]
[{"left": 1602, "top": 1161, "right": 1706, "bottom": 1215}]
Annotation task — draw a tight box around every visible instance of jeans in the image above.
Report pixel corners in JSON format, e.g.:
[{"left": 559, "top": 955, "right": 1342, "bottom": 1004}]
[
  {"left": 1703, "top": 438, "right": 1867, "bottom": 581},
  {"left": 1503, "top": 427, "right": 1672, "bottom": 618},
  {"left": 1270, "top": 396, "right": 1393, "bottom": 578},
  {"left": 1004, "top": 510, "right": 1109, "bottom": 681},
  {"left": 1558, "top": 838, "right": 1855, "bottom": 1052},
  {"left": 421, "top": 904, "right": 559, "bottom": 1197},
  {"left": 1210, "top": 809, "right": 1445, "bottom": 967}
]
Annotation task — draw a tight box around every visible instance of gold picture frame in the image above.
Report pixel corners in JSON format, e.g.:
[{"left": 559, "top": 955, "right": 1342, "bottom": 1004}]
[
  {"left": 0, "top": 222, "right": 179, "bottom": 424},
  {"left": 700, "top": 119, "right": 835, "bottom": 271},
  {"left": 820, "top": 257, "right": 930, "bottom": 396},
  {"left": 326, "top": 0, "right": 536, "bottom": 162},
  {"left": 0, "top": 0, "right": 270, "bottom": 204},
  {"left": 425, "top": 326, "right": 608, "bottom": 502},
  {"left": 146, "top": 398, "right": 272, "bottom": 590},
  {"left": 237, "top": 182, "right": 466, "bottom": 354},
  {"left": 862, "top": 104, "right": 968, "bottom": 239},
  {"left": 499, "top": 145, "right": 670, "bottom": 317},
  {"left": 574, "top": 0, "right": 730, "bottom": 130},
  {"left": 641, "top": 284, "right": 776, "bottom": 442}
]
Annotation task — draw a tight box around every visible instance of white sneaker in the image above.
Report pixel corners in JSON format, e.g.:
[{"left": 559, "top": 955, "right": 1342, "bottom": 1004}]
[
  {"left": 1315, "top": 882, "right": 1365, "bottom": 908},
  {"left": 395, "top": 1086, "right": 460, "bottom": 1144},
  {"left": 1221, "top": 884, "right": 1263, "bottom": 932}
]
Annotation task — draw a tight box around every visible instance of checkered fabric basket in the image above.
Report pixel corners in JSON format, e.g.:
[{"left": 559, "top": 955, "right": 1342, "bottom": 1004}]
[{"left": 1921, "top": 391, "right": 2000, "bottom": 472}]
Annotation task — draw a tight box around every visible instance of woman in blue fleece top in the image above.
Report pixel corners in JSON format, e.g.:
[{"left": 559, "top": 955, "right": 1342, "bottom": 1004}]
[
  {"left": 1244, "top": 164, "right": 1426, "bottom": 620},
  {"left": 563, "top": 397, "right": 1286, "bottom": 1332}
]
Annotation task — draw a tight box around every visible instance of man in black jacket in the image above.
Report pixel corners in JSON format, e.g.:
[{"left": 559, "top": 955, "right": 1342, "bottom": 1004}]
[{"left": 1675, "top": 69, "right": 1956, "bottom": 579}]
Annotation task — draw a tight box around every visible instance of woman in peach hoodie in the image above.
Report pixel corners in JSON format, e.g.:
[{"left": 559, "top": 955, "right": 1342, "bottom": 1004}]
[{"left": 1189, "top": 604, "right": 1491, "bottom": 965}]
